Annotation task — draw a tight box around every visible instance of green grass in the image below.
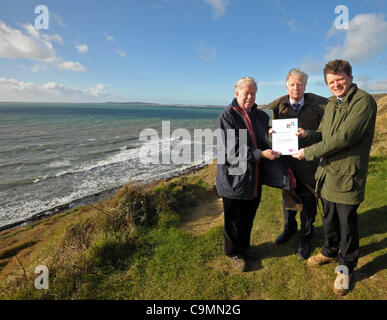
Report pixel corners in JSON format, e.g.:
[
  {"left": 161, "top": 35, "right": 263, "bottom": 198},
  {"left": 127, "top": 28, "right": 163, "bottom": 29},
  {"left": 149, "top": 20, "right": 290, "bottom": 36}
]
[{"left": 0, "top": 158, "right": 386, "bottom": 300}]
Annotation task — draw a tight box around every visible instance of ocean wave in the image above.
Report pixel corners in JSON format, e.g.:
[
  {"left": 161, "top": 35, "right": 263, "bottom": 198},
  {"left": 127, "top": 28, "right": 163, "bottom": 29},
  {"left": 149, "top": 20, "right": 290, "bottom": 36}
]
[
  {"left": 0, "top": 161, "right": 25, "bottom": 169},
  {"left": 54, "top": 136, "right": 194, "bottom": 178},
  {"left": 79, "top": 135, "right": 139, "bottom": 147},
  {"left": 1, "top": 142, "right": 60, "bottom": 154},
  {"left": 0, "top": 176, "right": 46, "bottom": 188},
  {"left": 55, "top": 147, "right": 140, "bottom": 177},
  {"left": 77, "top": 147, "right": 124, "bottom": 159},
  {"left": 0, "top": 156, "right": 66, "bottom": 169},
  {"left": 47, "top": 159, "right": 72, "bottom": 168},
  {"left": 33, "top": 175, "right": 49, "bottom": 183}
]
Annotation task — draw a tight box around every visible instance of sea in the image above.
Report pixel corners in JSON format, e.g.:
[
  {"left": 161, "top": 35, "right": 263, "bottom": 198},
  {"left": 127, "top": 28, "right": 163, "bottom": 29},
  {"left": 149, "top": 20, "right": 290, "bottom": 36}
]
[
  {"left": 0, "top": 102, "right": 272, "bottom": 230},
  {"left": 0, "top": 102, "right": 224, "bottom": 229}
]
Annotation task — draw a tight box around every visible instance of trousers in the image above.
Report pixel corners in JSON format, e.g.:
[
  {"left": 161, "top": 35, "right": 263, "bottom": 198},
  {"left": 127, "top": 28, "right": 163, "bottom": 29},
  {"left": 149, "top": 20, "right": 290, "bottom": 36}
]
[
  {"left": 283, "top": 183, "right": 317, "bottom": 244},
  {"left": 320, "top": 198, "right": 360, "bottom": 273},
  {"left": 222, "top": 193, "right": 261, "bottom": 256}
]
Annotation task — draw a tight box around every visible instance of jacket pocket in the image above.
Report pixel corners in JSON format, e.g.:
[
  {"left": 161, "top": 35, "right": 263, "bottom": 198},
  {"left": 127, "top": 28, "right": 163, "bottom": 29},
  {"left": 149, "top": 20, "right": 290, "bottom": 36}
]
[
  {"left": 224, "top": 164, "right": 251, "bottom": 194},
  {"left": 325, "top": 164, "right": 355, "bottom": 192}
]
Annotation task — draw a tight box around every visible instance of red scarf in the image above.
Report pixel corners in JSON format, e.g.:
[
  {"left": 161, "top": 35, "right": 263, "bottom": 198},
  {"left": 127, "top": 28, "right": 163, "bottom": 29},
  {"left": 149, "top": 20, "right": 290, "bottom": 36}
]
[{"left": 234, "top": 106, "right": 259, "bottom": 198}]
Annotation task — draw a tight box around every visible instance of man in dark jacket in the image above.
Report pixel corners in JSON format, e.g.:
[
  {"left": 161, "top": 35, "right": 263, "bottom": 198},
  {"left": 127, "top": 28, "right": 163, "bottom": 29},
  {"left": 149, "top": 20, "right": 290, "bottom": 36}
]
[
  {"left": 293, "top": 60, "right": 377, "bottom": 296},
  {"left": 268, "top": 68, "right": 327, "bottom": 260},
  {"left": 215, "top": 76, "right": 281, "bottom": 272}
]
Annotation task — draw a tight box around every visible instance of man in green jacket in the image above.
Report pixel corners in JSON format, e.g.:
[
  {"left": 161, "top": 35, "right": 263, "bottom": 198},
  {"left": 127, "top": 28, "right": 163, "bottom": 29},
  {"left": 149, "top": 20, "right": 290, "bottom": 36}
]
[{"left": 292, "top": 60, "right": 377, "bottom": 296}]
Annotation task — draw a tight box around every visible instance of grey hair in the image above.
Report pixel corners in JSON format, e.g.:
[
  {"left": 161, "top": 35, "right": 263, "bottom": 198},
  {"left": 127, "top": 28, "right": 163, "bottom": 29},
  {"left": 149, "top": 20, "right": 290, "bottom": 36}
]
[
  {"left": 286, "top": 68, "right": 308, "bottom": 85},
  {"left": 234, "top": 76, "right": 257, "bottom": 91}
]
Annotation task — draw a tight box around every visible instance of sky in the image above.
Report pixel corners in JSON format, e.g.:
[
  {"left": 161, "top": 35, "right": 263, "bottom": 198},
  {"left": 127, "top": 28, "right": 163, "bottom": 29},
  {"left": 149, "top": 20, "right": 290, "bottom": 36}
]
[{"left": 0, "top": 0, "right": 386, "bottom": 105}]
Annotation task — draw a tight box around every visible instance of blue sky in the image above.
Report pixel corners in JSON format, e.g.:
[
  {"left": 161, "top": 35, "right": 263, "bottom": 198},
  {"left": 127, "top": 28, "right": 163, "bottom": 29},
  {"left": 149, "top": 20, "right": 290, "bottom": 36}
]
[{"left": 0, "top": 0, "right": 386, "bottom": 105}]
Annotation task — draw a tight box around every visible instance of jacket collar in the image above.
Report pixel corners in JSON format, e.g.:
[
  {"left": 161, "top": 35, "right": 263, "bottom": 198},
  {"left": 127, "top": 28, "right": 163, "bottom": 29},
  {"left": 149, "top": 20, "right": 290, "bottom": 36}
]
[
  {"left": 278, "top": 95, "right": 291, "bottom": 114},
  {"left": 328, "top": 83, "right": 358, "bottom": 106}
]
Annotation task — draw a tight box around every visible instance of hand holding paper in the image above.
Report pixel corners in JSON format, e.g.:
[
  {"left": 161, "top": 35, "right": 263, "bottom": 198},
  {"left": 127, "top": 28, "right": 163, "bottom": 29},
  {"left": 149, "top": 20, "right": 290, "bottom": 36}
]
[
  {"left": 261, "top": 149, "right": 281, "bottom": 160},
  {"left": 292, "top": 148, "right": 305, "bottom": 160},
  {"left": 296, "top": 128, "right": 308, "bottom": 139}
]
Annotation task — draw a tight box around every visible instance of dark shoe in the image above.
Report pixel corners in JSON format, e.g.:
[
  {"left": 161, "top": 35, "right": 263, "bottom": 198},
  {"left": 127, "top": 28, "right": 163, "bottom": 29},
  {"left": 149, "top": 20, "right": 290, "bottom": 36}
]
[
  {"left": 240, "top": 248, "right": 258, "bottom": 259},
  {"left": 275, "top": 223, "right": 297, "bottom": 245},
  {"left": 227, "top": 255, "right": 247, "bottom": 272},
  {"left": 297, "top": 242, "right": 311, "bottom": 260}
]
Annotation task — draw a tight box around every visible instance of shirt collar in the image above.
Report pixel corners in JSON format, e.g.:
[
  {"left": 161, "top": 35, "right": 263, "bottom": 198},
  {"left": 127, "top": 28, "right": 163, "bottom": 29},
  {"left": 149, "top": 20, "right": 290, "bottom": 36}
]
[{"left": 289, "top": 96, "right": 304, "bottom": 107}]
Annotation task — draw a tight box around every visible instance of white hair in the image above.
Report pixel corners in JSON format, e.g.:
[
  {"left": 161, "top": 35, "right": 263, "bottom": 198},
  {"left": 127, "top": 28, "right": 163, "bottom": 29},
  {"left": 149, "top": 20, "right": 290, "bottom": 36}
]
[
  {"left": 286, "top": 68, "right": 308, "bottom": 86},
  {"left": 234, "top": 76, "right": 257, "bottom": 91}
]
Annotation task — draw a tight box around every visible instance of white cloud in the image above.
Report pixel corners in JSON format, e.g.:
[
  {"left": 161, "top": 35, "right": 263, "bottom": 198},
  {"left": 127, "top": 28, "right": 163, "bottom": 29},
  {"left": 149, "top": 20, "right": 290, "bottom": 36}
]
[
  {"left": 76, "top": 44, "right": 89, "bottom": 53},
  {"left": 42, "top": 33, "right": 63, "bottom": 44},
  {"left": 31, "top": 64, "right": 49, "bottom": 72},
  {"left": 308, "top": 75, "right": 326, "bottom": 87},
  {"left": 116, "top": 49, "right": 127, "bottom": 58},
  {"left": 104, "top": 33, "right": 127, "bottom": 59},
  {"left": 357, "top": 79, "right": 387, "bottom": 92},
  {"left": 299, "top": 57, "right": 324, "bottom": 75},
  {"left": 89, "top": 84, "right": 108, "bottom": 97},
  {"left": 268, "top": 0, "right": 306, "bottom": 33},
  {"left": 0, "top": 21, "right": 86, "bottom": 72},
  {"left": 0, "top": 21, "right": 58, "bottom": 62},
  {"left": 197, "top": 43, "right": 216, "bottom": 62},
  {"left": 104, "top": 33, "right": 114, "bottom": 42},
  {"left": 286, "top": 18, "right": 297, "bottom": 32},
  {"left": 50, "top": 12, "right": 65, "bottom": 27},
  {"left": 325, "top": 14, "right": 387, "bottom": 63},
  {"left": 0, "top": 77, "right": 108, "bottom": 102},
  {"left": 58, "top": 61, "right": 87, "bottom": 72},
  {"left": 204, "top": 0, "right": 229, "bottom": 19}
]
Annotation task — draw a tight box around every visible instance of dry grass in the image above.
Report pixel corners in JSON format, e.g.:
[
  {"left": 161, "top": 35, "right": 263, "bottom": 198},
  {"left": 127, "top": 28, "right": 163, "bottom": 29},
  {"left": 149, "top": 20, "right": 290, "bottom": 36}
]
[{"left": 371, "top": 95, "right": 387, "bottom": 157}]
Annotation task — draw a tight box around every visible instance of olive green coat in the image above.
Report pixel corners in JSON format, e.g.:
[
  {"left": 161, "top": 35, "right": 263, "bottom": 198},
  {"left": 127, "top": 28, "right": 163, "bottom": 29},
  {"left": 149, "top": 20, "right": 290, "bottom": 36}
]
[
  {"left": 269, "top": 93, "right": 327, "bottom": 188},
  {"left": 304, "top": 84, "right": 377, "bottom": 205}
]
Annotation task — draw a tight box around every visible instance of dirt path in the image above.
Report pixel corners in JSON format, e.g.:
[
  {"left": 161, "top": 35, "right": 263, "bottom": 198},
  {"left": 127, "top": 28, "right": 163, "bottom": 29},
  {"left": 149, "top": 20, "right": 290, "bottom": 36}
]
[{"left": 179, "top": 190, "right": 224, "bottom": 235}]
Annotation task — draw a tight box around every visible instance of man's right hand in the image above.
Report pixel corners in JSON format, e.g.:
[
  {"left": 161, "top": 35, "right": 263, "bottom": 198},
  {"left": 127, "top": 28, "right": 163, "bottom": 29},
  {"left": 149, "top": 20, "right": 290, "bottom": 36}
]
[
  {"left": 261, "top": 149, "right": 281, "bottom": 160},
  {"left": 296, "top": 128, "right": 308, "bottom": 139}
]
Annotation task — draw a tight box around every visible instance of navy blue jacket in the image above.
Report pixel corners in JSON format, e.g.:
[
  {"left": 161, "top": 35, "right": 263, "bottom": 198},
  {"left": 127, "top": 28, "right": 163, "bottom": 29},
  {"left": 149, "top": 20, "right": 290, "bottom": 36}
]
[{"left": 215, "top": 99, "right": 284, "bottom": 200}]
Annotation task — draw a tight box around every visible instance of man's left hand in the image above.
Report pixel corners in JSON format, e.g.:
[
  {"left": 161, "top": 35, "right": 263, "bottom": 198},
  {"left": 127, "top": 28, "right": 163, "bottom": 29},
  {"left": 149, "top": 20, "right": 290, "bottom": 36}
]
[{"left": 292, "top": 148, "right": 305, "bottom": 160}]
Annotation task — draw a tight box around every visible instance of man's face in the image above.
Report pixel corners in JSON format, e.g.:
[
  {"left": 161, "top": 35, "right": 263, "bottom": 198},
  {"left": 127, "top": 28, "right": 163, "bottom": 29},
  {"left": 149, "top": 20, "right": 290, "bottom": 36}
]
[
  {"left": 286, "top": 75, "right": 306, "bottom": 102},
  {"left": 325, "top": 72, "right": 353, "bottom": 98},
  {"left": 235, "top": 82, "right": 257, "bottom": 110}
]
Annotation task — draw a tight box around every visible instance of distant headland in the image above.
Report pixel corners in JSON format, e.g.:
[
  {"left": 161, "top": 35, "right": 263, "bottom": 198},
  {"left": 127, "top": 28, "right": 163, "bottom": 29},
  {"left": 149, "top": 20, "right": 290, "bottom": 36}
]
[{"left": 104, "top": 101, "right": 270, "bottom": 109}]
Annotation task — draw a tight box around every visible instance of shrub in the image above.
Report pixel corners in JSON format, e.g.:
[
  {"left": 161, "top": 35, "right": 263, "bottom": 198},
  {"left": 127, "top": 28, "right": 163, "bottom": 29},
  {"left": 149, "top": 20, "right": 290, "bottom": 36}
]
[
  {"left": 153, "top": 178, "right": 200, "bottom": 213},
  {"left": 118, "top": 185, "right": 158, "bottom": 229},
  {"left": 60, "top": 217, "right": 98, "bottom": 251}
]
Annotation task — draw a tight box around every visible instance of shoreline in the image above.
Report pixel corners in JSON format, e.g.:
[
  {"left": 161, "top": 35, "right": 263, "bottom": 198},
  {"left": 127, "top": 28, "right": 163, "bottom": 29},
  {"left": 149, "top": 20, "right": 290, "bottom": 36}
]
[{"left": 0, "top": 163, "right": 210, "bottom": 233}]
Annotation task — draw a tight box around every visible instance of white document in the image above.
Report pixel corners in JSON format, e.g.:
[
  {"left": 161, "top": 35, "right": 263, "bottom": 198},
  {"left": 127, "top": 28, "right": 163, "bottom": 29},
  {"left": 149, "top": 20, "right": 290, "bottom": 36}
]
[{"left": 272, "top": 118, "right": 298, "bottom": 155}]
